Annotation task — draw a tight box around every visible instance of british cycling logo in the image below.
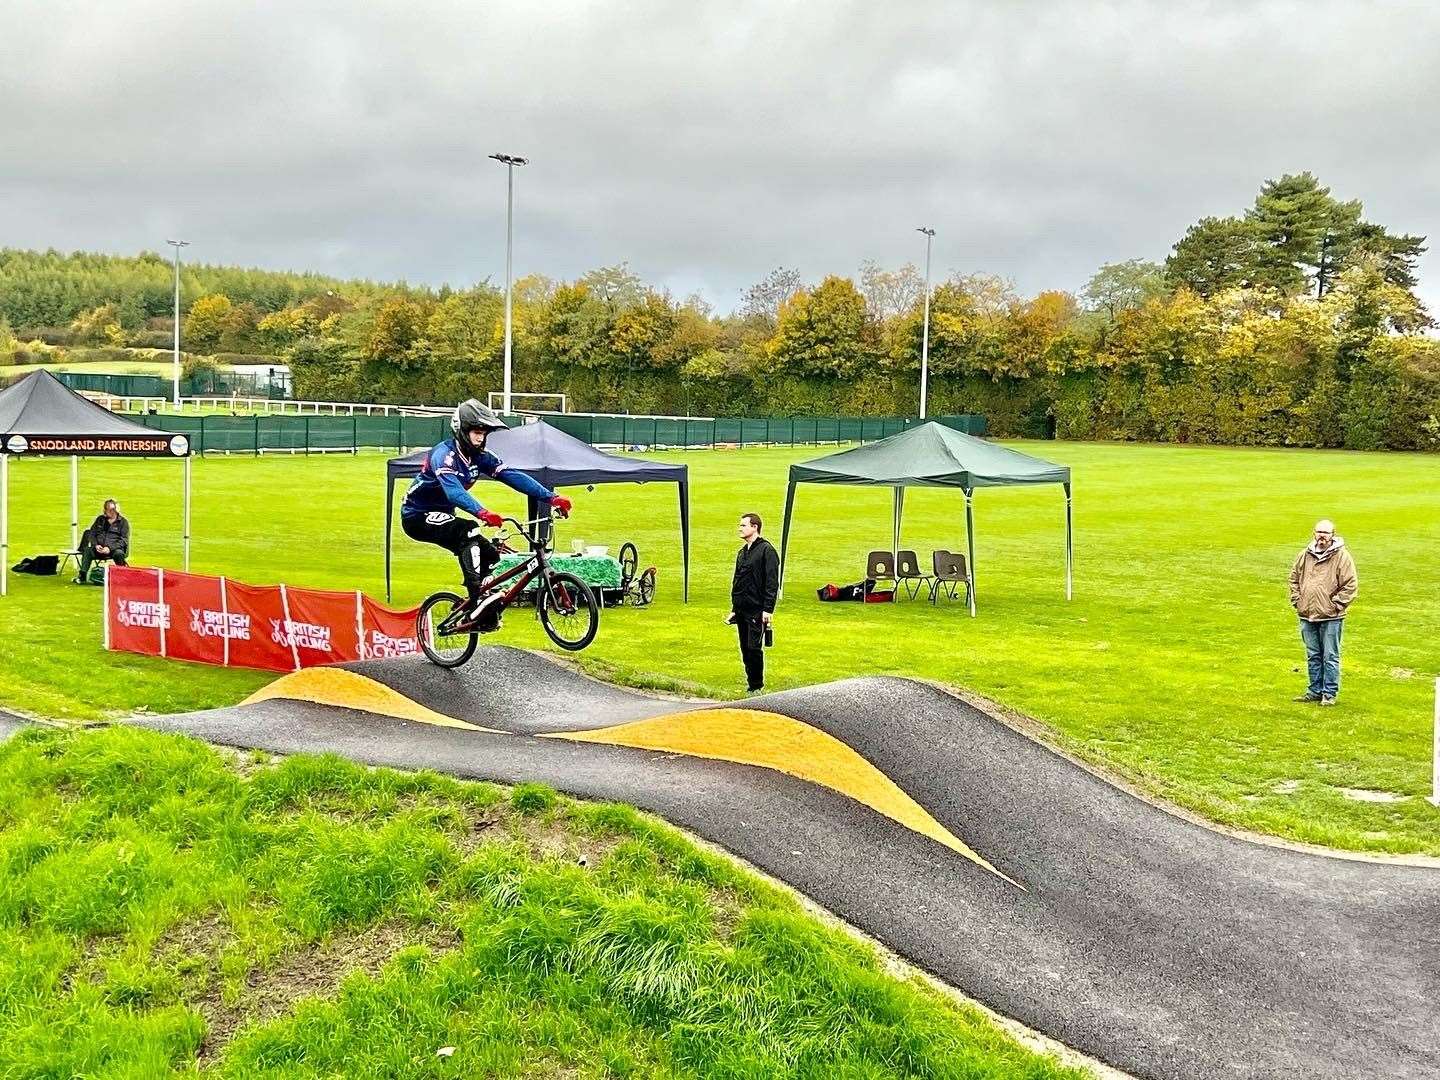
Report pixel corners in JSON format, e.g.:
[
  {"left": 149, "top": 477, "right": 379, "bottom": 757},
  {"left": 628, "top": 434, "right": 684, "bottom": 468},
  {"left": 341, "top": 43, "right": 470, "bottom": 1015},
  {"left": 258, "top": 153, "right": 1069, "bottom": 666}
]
[
  {"left": 169, "top": 435, "right": 189, "bottom": 456},
  {"left": 367, "top": 628, "right": 418, "bottom": 658},
  {"left": 269, "top": 618, "right": 333, "bottom": 652},
  {"left": 5, "top": 435, "right": 27, "bottom": 454},
  {"left": 188, "top": 607, "right": 251, "bottom": 640},
  {"left": 116, "top": 598, "right": 169, "bottom": 629}
]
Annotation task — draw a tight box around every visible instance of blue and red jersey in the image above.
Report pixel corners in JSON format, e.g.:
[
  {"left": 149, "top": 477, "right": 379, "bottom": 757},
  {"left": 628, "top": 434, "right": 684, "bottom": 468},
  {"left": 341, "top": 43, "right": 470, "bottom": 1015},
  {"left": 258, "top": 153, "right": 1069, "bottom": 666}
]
[{"left": 401, "top": 439, "right": 556, "bottom": 520}]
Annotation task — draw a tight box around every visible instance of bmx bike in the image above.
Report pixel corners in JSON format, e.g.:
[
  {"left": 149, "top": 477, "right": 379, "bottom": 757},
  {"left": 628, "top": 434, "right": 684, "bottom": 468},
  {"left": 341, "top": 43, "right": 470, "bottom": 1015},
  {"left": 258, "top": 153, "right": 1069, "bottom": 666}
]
[
  {"left": 617, "top": 541, "right": 657, "bottom": 606},
  {"left": 416, "top": 513, "right": 600, "bottom": 667}
]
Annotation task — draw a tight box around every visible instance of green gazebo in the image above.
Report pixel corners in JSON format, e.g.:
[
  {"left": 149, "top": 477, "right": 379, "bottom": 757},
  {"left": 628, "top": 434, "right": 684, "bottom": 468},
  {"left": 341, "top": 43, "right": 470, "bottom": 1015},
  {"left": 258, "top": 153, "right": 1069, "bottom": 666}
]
[{"left": 777, "top": 422, "right": 1072, "bottom": 616}]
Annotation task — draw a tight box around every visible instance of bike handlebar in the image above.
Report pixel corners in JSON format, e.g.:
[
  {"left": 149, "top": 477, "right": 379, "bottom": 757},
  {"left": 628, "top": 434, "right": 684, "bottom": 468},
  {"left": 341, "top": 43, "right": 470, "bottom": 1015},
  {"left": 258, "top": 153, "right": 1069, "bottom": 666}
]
[{"left": 494, "top": 511, "right": 568, "bottom": 549}]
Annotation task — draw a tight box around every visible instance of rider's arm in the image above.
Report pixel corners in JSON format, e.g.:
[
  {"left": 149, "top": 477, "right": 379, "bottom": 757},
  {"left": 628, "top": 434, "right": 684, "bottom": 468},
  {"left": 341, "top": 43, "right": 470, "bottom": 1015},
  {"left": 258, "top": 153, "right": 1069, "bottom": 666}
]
[{"left": 481, "top": 452, "right": 557, "bottom": 503}]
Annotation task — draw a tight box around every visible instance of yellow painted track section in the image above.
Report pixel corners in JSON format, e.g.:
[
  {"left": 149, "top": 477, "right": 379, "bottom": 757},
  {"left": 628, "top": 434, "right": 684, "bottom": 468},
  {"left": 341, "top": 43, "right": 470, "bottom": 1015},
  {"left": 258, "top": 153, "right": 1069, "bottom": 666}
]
[
  {"left": 242, "top": 669, "right": 497, "bottom": 732},
  {"left": 547, "top": 708, "right": 1016, "bottom": 885}
]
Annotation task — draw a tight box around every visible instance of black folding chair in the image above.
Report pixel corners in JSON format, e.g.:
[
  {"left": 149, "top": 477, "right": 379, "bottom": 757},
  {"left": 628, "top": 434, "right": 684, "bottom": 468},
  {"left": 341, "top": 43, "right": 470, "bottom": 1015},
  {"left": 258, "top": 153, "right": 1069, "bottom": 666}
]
[{"left": 930, "top": 550, "right": 972, "bottom": 606}]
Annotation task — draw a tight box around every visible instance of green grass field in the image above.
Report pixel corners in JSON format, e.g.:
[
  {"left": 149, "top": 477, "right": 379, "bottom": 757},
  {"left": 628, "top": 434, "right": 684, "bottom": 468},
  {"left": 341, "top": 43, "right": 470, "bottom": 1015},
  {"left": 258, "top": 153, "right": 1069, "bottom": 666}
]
[
  {"left": 3, "top": 360, "right": 181, "bottom": 377},
  {"left": 0, "top": 725, "right": 1083, "bottom": 1078},
  {"left": 1, "top": 441, "right": 1438, "bottom": 854}
]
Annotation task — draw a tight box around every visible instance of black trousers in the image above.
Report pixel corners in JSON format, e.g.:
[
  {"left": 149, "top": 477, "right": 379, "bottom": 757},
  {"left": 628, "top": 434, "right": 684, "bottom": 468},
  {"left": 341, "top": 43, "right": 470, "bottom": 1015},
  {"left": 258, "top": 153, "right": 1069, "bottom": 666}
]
[
  {"left": 735, "top": 610, "right": 765, "bottom": 691},
  {"left": 402, "top": 512, "right": 498, "bottom": 597},
  {"left": 78, "top": 535, "right": 126, "bottom": 579}
]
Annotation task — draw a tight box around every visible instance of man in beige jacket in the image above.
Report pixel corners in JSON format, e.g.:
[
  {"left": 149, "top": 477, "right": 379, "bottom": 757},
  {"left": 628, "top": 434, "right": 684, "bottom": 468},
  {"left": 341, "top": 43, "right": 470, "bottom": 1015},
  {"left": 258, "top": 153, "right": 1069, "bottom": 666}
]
[{"left": 1289, "top": 519, "right": 1358, "bottom": 706}]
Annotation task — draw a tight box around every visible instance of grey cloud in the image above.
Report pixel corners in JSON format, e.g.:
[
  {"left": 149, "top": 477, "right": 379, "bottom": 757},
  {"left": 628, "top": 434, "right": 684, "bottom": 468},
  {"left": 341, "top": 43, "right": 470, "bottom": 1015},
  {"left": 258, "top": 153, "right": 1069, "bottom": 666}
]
[{"left": 2, "top": 0, "right": 1437, "bottom": 313}]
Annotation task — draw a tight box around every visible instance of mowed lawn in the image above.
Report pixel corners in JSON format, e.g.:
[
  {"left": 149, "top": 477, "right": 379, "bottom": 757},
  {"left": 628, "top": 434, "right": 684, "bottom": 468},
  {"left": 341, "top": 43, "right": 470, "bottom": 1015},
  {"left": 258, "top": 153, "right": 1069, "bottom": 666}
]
[{"left": 1, "top": 441, "right": 1438, "bottom": 854}]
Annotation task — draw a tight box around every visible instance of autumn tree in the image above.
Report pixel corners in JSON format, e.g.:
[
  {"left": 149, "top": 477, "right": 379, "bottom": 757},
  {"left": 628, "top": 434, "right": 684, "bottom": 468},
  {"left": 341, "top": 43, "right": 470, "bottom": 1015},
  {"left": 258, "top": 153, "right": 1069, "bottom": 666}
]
[
  {"left": 183, "top": 293, "right": 234, "bottom": 352},
  {"left": 767, "top": 276, "right": 869, "bottom": 378},
  {"left": 1081, "top": 260, "right": 1168, "bottom": 319},
  {"left": 362, "top": 297, "right": 429, "bottom": 365}
]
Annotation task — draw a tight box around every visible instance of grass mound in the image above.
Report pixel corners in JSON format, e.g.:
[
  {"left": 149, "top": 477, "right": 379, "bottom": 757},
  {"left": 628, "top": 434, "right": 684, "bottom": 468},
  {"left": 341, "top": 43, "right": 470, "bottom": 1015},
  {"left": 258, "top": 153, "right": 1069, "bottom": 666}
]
[{"left": 0, "top": 725, "right": 1087, "bottom": 1078}]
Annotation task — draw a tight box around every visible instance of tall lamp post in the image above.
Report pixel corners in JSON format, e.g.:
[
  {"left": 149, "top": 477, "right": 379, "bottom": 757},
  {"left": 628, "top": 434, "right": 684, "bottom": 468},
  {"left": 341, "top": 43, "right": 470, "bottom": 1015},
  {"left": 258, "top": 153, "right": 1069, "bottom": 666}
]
[
  {"left": 916, "top": 226, "right": 935, "bottom": 419},
  {"left": 488, "top": 153, "right": 528, "bottom": 415},
  {"left": 166, "top": 239, "right": 189, "bottom": 407}
]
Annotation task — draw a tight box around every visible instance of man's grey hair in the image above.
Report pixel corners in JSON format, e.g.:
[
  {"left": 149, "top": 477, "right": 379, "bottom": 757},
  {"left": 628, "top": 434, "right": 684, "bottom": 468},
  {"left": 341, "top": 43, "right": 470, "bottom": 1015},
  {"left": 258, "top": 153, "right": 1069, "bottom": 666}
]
[{"left": 1315, "top": 519, "right": 1335, "bottom": 534}]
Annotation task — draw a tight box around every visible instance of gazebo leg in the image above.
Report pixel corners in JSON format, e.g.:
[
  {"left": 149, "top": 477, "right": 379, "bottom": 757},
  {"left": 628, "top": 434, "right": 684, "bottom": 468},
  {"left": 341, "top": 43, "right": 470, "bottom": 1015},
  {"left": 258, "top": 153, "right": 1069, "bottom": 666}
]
[
  {"left": 964, "top": 489, "right": 976, "bottom": 618},
  {"left": 1, "top": 453, "right": 8, "bottom": 597},
  {"left": 183, "top": 456, "right": 192, "bottom": 572}
]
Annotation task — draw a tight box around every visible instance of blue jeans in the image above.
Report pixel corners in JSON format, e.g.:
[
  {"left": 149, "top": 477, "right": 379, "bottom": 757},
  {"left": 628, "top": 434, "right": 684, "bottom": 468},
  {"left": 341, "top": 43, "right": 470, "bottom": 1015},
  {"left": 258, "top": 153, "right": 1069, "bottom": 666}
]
[{"left": 1299, "top": 618, "right": 1344, "bottom": 698}]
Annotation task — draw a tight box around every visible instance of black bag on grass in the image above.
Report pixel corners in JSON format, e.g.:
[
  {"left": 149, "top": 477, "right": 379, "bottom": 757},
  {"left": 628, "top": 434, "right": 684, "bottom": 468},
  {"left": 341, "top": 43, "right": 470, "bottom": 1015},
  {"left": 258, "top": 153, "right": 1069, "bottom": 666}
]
[
  {"left": 817, "top": 579, "right": 871, "bottom": 602},
  {"left": 12, "top": 555, "right": 59, "bottom": 576}
]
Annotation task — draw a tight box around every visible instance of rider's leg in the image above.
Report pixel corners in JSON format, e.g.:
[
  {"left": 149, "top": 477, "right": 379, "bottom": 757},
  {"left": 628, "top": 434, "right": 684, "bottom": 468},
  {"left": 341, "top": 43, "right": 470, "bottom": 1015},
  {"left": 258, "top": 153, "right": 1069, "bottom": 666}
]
[
  {"left": 457, "top": 530, "right": 498, "bottom": 600},
  {"left": 403, "top": 513, "right": 494, "bottom": 607}
]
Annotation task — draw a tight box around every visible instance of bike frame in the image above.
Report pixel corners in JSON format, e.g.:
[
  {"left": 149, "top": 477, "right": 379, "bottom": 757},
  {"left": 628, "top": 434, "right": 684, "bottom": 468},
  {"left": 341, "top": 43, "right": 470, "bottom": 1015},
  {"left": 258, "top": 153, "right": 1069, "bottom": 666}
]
[{"left": 436, "top": 516, "right": 568, "bottom": 633}]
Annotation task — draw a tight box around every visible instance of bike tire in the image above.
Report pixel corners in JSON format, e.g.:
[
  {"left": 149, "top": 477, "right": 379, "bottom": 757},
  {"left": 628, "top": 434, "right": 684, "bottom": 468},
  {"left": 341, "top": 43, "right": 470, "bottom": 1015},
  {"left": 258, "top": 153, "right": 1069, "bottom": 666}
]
[
  {"left": 538, "top": 571, "right": 600, "bottom": 651},
  {"left": 417, "top": 591, "right": 479, "bottom": 668},
  {"left": 636, "top": 566, "right": 656, "bottom": 606},
  {"left": 618, "top": 542, "right": 638, "bottom": 585}
]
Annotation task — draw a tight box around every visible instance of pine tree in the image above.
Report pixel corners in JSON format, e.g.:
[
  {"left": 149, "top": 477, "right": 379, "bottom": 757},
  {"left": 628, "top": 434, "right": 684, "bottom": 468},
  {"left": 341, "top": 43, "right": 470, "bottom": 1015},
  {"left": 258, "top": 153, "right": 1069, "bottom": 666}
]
[
  {"left": 1245, "top": 172, "right": 1335, "bottom": 294},
  {"left": 1164, "top": 217, "right": 1264, "bottom": 297}
]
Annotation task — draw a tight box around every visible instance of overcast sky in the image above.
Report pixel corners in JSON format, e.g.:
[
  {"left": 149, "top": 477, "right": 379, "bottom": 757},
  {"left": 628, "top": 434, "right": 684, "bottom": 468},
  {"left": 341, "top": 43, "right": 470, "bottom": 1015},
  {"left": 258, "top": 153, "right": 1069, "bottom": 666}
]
[{"left": 3, "top": 0, "right": 1438, "bottom": 313}]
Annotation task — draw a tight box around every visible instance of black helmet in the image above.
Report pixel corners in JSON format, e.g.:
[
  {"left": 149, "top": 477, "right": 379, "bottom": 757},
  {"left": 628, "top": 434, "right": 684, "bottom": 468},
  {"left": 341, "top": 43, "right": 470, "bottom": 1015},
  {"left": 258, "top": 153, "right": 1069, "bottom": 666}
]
[{"left": 452, "top": 398, "right": 508, "bottom": 441}]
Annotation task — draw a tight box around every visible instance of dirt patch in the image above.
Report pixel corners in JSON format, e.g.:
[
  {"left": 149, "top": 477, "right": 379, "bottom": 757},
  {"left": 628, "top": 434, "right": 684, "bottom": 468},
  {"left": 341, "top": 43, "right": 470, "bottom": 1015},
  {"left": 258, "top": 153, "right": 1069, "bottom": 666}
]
[
  {"left": 505, "top": 811, "right": 628, "bottom": 870},
  {"left": 1337, "top": 788, "right": 1410, "bottom": 804},
  {"left": 215, "top": 745, "right": 285, "bottom": 779},
  {"left": 193, "top": 920, "right": 461, "bottom": 1062}
]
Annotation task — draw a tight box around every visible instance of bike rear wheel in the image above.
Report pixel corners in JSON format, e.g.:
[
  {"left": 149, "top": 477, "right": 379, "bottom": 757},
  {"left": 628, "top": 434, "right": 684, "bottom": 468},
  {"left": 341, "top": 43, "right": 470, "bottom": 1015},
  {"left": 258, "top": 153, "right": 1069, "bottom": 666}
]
[
  {"left": 538, "top": 571, "right": 600, "bottom": 651},
  {"left": 618, "top": 542, "right": 638, "bottom": 585},
  {"left": 417, "top": 591, "right": 479, "bottom": 667},
  {"left": 636, "top": 566, "right": 656, "bottom": 606}
]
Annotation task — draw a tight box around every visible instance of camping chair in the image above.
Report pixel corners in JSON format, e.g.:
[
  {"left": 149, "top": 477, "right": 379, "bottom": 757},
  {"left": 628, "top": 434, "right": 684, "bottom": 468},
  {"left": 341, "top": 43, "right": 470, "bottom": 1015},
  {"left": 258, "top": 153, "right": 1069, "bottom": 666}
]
[
  {"left": 865, "top": 550, "right": 898, "bottom": 597},
  {"left": 59, "top": 528, "right": 89, "bottom": 577},
  {"left": 930, "top": 550, "right": 972, "bottom": 606},
  {"left": 895, "top": 549, "right": 934, "bottom": 600}
]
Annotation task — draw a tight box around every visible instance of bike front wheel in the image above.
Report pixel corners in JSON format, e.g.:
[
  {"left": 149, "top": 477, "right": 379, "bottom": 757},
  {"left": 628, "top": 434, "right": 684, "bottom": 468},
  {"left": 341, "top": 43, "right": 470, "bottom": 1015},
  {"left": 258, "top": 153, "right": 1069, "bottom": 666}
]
[
  {"left": 417, "top": 591, "right": 479, "bottom": 667},
  {"left": 538, "top": 571, "right": 600, "bottom": 651}
]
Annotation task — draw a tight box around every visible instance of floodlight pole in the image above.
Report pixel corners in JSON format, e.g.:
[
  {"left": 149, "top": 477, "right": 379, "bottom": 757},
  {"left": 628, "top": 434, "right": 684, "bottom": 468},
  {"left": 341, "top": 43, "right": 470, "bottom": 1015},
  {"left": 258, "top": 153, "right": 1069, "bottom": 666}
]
[
  {"left": 167, "top": 239, "right": 190, "bottom": 408},
  {"left": 489, "top": 153, "right": 528, "bottom": 415},
  {"left": 917, "top": 227, "right": 935, "bottom": 420}
]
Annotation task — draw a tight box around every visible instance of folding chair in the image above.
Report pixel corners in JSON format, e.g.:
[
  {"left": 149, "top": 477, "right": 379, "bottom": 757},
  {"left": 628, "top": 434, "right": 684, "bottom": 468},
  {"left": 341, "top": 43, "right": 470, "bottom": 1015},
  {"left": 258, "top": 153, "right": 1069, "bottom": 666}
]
[
  {"left": 895, "top": 549, "right": 934, "bottom": 600},
  {"left": 930, "top": 550, "right": 972, "bottom": 606},
  {"left": 865, "top": 550, "right": 898, "bottom": 597},
  {"left": 58, "top": 528, "right": 89, "bottom": 577}
]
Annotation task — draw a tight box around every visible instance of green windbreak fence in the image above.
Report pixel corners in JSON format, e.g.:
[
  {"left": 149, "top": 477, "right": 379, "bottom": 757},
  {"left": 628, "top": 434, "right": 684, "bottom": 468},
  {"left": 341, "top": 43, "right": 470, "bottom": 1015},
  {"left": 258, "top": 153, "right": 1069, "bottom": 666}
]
[
  {"left": 127, "top": 413, "right": 454, "bottom": 453},
  {"left": 122, "top": 412, "right": 987, "bottom": 455}
]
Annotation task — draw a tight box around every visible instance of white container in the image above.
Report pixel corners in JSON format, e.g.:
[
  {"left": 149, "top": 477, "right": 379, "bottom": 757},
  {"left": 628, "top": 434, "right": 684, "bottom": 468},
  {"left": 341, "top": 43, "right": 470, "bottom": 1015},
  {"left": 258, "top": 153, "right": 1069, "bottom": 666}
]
[
  {"left": 586, "top": 546, "right": 610, "bottom": 558},
  {"left": 571, "top": 539, "right": 586, "bottom": 554}
]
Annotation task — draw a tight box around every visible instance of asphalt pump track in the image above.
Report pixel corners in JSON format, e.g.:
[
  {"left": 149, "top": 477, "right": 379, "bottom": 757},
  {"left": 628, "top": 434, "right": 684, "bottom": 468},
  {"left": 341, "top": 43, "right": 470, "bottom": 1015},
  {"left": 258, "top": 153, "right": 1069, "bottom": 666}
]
[{"left": 109, "top": 647, "right": 1440, "bottom": 1078}]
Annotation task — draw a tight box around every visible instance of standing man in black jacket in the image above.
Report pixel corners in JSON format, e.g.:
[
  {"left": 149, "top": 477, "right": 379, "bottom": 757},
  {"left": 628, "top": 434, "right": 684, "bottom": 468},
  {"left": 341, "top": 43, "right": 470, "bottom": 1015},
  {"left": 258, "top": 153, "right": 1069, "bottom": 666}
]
[
  {"left": 728, "top": 512, "right": 779, "bottom": 693},
  {"left": 76, "top": 499, "right": 129, "bottom": 583}
]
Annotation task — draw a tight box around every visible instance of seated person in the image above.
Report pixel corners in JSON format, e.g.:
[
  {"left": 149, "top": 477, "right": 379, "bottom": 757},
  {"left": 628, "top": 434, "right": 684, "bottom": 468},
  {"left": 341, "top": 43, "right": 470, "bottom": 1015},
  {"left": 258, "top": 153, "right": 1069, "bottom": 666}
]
[{"left": 76, "top": 499, "right": 129, "bottom": 583}]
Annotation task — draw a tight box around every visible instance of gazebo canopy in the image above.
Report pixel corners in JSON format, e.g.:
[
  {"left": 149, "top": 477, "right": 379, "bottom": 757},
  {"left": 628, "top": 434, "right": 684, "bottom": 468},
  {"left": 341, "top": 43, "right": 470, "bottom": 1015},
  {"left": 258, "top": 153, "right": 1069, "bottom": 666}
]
[
  {"left": 1, "top": 370, "right": 193, "bottom": 595},
  {"left": 384, "top": 419, "right": 690, "bottom": 601},
  {"left": 778, "top": 422, "right": 1072, "bottom": 616},
  {"left": 1, "top": 369, "right": 190, "bottom": 453},
  {"left": 788, "top": 421, "right": 1070, "bottom": 488}
]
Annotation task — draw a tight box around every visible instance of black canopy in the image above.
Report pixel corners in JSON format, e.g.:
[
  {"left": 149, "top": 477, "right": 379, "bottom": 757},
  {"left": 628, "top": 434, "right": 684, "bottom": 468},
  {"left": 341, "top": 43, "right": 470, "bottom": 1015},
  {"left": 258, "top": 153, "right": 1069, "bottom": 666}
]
[
  {"left": 384, "top": 419, "right": 690, "bottom": 601},
  {"left": 1, "top": 370, "right": 194, "bottom": 596},
  {"left": 1, "top": 369, "right": 191, "bottom": 456}
]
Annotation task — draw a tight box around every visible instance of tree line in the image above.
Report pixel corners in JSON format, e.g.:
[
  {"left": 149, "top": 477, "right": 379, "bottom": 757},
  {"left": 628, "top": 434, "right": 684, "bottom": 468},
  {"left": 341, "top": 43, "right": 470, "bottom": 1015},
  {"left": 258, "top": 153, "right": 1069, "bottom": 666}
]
[{"left": 1, "top": 172, "right": 1435, "bottom": 450}]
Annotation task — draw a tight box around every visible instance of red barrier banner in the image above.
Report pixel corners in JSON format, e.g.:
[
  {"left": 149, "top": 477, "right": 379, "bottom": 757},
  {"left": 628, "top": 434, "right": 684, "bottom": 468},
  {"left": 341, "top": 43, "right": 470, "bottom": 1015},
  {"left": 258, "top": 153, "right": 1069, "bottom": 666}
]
[{"left": 104, "top": 567, "right": 420, "bottom": 673}]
